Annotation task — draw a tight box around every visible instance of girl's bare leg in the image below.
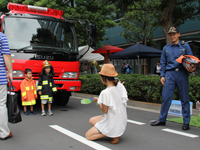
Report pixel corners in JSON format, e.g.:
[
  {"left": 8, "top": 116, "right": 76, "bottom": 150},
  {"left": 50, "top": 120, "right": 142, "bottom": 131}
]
[
  {"left": 85, "top": 126, "right": 106, "bottom": 140},
  {"left": 89, "top": 115, "right": 103, "bottom": 126}
]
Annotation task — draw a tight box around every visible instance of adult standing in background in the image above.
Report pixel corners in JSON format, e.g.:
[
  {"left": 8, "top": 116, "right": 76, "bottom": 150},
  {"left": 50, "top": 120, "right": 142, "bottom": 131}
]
[
  {"left": 154, "top": 61, "right": 161, "bottom": 75},
  {"left": 150, "top": 26, "right": 195, "bottom": 130},
  {"left": 125, "top": 63, "right": 132, "bottom": 74},
  {"left": 0, "top": 32, "right": 13, "bottom": 140},
  {"left": 121, "top": 63, "right": 126, "bottom": 74}
]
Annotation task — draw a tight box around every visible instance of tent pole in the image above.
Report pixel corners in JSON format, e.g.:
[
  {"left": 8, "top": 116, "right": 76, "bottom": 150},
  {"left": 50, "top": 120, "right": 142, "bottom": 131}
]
[{"left": 137, "top": 55, "right": 140, "bottom": 74}]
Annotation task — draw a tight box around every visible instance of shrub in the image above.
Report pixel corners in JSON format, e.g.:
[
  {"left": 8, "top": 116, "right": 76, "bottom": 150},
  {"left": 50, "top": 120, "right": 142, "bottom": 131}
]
[{"left": 79, "top": 74, "right": 200, "bottom": 104}]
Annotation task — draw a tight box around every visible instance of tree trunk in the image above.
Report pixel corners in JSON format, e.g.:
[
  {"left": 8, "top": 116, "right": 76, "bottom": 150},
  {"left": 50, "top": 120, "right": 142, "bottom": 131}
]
[
  {"left": 161, "top": 0, "right": 177, "bottom": 44},
  {"left": 143, "top": 35, "right": 147, "bottom": 75},
  {"left": 163, "top": 21, "right": 173, "bottom": 44}
]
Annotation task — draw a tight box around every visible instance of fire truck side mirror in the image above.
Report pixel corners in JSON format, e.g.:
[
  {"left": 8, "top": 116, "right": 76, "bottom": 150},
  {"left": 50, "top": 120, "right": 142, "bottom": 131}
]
[
  {"left": 88, "top": 23, "right": 97, "bottom": 37},
  {"left": 88, "top": 23, "right": 97, "bottom": 47},
  {"left": 89, "top": 38, "right": 96, "bottom": 47}
]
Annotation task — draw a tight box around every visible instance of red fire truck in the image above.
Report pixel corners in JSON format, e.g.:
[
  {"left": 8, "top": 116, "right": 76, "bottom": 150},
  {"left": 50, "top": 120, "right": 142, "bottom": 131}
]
[{"left": 0, "top": 3, "right": 94, "bottom": 105}]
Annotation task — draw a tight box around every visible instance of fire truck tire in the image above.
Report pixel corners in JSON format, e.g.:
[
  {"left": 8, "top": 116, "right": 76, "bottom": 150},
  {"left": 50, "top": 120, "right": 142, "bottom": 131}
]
[{"left": 54, "top": 90, "right": 71, "bottom": 106}]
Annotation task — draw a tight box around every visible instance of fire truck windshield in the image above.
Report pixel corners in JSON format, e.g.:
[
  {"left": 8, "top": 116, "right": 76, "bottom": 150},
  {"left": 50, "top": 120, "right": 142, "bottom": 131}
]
[{"left": 4, "top": 17, "right": 77, "bottom": 53}]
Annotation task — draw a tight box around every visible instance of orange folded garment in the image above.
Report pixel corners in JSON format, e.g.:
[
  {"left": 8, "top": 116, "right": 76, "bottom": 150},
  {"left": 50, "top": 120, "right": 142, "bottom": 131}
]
[{"left": 176, "top": 55, "right": 200, "bottom": 66}]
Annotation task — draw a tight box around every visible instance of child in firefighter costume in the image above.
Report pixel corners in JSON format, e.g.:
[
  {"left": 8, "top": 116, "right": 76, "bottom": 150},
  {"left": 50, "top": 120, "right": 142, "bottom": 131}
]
[
  {"left": 38, "top": 60, "right": 57, "bottom": 116},
  {"left": 20, "top": 68, "right": 37, "bottom": 115}
]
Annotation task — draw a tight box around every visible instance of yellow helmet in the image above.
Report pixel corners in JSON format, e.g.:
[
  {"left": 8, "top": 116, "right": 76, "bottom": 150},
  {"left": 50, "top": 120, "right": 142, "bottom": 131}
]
[
  {"left": 98, "top": 65, "right": 102, "bottom": 71},
  {"left": 42, "top": 60, "right": 51, "bottom": 68},
  {"left": 92, "top": 60, "right": 98, "bottom": 66}
]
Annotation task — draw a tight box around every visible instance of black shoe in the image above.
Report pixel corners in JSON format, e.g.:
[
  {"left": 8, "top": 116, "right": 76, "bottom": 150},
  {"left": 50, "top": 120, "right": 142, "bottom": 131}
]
[
  {"left": 182, "top": 124, "right": 190, "bottom": 130},
  {"left": 30, "top": 111, "right": 36, "bottom": 115},
  {"left": 23, "top": 111, "right": 28, "bottom": 115},
  {"left": 151, "top": 120, "right": 166, "bottom": 126}
]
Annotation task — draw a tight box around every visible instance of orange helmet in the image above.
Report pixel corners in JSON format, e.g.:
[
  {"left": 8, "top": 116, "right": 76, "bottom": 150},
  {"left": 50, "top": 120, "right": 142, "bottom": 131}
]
[
  {"left": 42, "top": 60, "right": 51, "bottom": 68},
  {"left": 182, "top": 56, "right": 198, "bottom": 68}
]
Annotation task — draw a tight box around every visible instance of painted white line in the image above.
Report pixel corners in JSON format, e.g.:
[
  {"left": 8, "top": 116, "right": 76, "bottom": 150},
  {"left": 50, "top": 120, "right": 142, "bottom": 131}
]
[
  {"left": 162, "top": 128, "right": 199, "bottom": 138},
  {"left": 127, "top": 119, "right": 146, "bottom": 125},
  {"left": 49, "top": 125, "right": 112, "bottom": 150}
]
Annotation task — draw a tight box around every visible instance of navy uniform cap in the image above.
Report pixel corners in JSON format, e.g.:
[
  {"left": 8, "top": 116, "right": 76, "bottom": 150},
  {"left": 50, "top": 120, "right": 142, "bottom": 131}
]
[{"left": 167, "top": 26, "right": 179, "bottom": 34}]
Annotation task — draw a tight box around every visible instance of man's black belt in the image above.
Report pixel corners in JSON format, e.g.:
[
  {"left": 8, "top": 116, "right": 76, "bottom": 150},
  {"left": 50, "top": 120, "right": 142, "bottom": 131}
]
[{"left": 166, "top": 68, "right": 183, "bottom": 71}]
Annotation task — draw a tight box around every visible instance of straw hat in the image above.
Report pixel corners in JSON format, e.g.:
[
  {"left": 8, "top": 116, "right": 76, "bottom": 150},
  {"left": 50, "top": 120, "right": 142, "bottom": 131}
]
[{"left": 98, "top": 64, "right": 118, "bottom": 77}]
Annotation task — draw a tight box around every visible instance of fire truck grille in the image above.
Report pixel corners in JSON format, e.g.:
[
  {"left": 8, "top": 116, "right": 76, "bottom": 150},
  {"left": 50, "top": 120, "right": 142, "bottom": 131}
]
[{"left": 32, "top": 72, "right": 60, "bottom": 77}]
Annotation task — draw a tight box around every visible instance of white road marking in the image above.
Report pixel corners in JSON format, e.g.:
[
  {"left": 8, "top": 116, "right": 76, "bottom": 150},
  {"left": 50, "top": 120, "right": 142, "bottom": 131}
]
[
  {"left": 49, "top": 125, "right": 112, "bottom": 150},
  {"left": 127, "top": 119, "right": 146, "bottom": 125},
  {"left": 162, "top": 128, "right": 199, "bottom": 138}
]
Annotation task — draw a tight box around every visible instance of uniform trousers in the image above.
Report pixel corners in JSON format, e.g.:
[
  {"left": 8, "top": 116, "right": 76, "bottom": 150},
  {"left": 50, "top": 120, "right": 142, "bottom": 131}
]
[
  {"left": 159, "top": 70, "right": 190, "bottom": 124},
  {"left": 0, "top": 85, "right": 10, "bottom": 138}
]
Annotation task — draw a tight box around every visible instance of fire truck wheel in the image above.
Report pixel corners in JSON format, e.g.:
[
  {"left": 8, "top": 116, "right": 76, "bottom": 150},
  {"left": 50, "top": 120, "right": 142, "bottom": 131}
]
[{"left": 54, "top": 90, "right": 71, "bottom": 106}]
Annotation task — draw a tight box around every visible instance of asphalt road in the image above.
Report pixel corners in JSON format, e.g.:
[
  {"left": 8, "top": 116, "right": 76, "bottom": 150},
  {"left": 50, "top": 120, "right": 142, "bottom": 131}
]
[{"left": 1, "top": 96, "right": 199, "bottom": 150}]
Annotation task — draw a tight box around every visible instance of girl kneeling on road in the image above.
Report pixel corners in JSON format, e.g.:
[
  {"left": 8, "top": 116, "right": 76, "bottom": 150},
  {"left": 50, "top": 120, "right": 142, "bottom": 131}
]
[{"left": 85, "top": 64, "right": 128, "bottom": 144}]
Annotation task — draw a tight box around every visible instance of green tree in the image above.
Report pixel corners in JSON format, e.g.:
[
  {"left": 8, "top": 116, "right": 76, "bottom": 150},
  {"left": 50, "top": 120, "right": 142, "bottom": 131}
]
[
  {"left": 96, "top": 0, "right": 135, "bottom": 20},
  {"left": 119, "top": 2, "right": 158, "bottom": 45},
  {"left": 63, "top": 0, "right": 116, "bottom": 47},
  {"left": 127, "top": 0, "right": 200, "bottom": 44}
]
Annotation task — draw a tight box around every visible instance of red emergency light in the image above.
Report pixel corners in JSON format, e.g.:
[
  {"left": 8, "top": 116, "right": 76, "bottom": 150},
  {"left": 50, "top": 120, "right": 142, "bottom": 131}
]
[{"left": 7, "top": 3, "right": 63, "bottom": 16}]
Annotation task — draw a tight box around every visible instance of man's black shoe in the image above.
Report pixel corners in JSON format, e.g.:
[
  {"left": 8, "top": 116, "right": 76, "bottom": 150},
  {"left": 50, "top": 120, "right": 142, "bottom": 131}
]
[
  {"left": 182, "top": 124, "right": 190, "bottom": 130},
  {"left": 150, "top": 120, "right": 166, "bottom": 126}
]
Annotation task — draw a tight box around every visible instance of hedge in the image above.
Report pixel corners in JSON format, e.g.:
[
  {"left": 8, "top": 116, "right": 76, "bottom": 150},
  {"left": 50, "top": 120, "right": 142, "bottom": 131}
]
[{"left": 79, "top": 74, "right": 200, "bottom": 106}]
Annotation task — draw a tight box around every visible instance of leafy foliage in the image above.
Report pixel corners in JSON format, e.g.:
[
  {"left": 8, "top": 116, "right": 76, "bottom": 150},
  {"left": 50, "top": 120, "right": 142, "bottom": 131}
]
[
  {"left": 64, "top": 0, "right": 116, "bottom": 47},
  {"left": 79, "top": 74, "right": 200, "bottom": 105},
  {"left": 126, "top": 0, "right": 200, "bottom": 44},
  {"left": 105, "top": 0, "right": 200, "bottom": 44},
  {"left": 119, "top": 1, "right": 159, "bottom": 45}
]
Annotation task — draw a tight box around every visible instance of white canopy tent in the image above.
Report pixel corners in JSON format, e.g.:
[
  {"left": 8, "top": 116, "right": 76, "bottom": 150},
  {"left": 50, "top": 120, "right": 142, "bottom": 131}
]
[{"left": 78, "top": 45, "right": 104, "bottom": 62}]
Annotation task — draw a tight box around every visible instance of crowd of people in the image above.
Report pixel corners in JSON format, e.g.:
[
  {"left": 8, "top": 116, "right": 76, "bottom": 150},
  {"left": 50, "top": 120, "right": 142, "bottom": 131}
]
[{"left": 121, "top": 63, "right": 132, "bottom": 74}]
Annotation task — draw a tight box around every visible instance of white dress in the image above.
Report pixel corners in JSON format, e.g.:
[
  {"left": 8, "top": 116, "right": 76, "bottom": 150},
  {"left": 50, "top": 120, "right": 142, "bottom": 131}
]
[{"left": 95, "top": 82, "right": 128, "bottom": 138}]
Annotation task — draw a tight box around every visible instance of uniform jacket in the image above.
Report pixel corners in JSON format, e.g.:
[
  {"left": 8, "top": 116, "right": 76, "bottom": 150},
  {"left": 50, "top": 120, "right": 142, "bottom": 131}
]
[
  {"left": 160, "top": 41, "right": 193, "bottom": 77},
  {"left": 37, "top": 69, "right": 57, "bottom": 101},
  {"left": 20, "top": 77, "right": 37, "bottom": 106}
]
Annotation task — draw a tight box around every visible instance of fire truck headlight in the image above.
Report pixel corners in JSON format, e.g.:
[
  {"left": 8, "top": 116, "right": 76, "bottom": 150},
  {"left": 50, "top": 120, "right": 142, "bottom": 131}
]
[
  {"left": 62, "top": 72, "right": 77, "bottom": 78},
  {"left": 13, "top": 70, "right": 24, "bottom": 77}
]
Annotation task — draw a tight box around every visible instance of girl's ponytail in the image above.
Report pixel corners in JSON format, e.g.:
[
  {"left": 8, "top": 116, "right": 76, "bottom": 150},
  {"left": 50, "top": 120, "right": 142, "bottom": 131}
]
[{"left": 114, "top": 77, "right": 119, "bottom": 86}]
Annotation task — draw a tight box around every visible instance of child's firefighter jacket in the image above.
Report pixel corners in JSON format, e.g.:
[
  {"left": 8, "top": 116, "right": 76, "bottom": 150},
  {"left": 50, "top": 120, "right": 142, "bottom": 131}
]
[
  {"left": 20, "top": 78, "right": 37, "bottom": 106},
  {"left": 37, "top": 72, "right": 57, "bottom": 102}
]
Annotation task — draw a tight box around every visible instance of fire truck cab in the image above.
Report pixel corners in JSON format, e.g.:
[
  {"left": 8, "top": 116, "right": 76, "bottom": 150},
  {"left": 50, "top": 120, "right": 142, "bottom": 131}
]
[{"left": 0, "top": 3, "right": 82, "bottom": 105}]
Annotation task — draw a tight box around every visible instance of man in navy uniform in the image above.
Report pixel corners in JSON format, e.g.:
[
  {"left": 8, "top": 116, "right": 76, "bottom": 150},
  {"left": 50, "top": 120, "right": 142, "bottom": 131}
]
[{"left": 150, "top": 26, "right": 195, "bottom": 130}]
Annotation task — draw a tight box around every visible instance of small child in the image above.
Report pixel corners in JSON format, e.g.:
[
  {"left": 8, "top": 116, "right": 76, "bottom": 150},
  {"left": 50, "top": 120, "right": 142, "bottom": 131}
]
[
  {"left": 38, "top": 60, "right": 57, "bottom": 116},
  {"left": 85, "top": 64, "right": 128, "bottom": 144},
  {"left": 20, "top": 68, "right": 37, "bottom": 115}
]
